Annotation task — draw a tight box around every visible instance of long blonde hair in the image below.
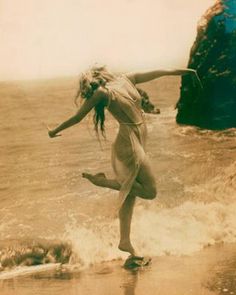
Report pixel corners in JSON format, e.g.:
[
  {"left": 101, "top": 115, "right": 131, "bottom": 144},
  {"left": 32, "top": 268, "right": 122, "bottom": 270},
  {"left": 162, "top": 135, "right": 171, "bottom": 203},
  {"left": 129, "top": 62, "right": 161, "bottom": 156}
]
[{"left": 74, "top": 66, "right": 116, "bottom": 135}]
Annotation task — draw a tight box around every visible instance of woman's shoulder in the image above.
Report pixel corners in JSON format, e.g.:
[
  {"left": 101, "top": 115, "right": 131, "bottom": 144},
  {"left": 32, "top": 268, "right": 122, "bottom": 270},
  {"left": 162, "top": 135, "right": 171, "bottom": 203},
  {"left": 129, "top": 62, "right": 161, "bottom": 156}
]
[
  {"left": 92, "top": 86, "right": 109, "bottom": 103},
  {"left": 122, "top": 73, "right": 136, "bottom": 85},
  {"left": 95, "top": 86, "right": 108, "bottom": 95}
]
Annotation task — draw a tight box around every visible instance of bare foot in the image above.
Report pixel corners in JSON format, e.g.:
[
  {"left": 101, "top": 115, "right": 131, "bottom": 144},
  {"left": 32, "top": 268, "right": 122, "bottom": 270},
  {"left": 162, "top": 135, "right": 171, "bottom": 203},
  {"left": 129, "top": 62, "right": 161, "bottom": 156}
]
[
  {"left": 82, "top": 172, "right": 107, "bottom": 187},
  {"left": 118, "top": 240, "right": 136, "bottom": 256}
]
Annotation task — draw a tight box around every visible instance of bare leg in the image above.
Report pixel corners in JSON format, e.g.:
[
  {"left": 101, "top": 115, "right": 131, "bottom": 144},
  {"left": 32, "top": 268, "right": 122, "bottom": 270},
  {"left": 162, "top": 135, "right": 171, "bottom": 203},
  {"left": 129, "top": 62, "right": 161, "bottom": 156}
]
[
  {"left": 82, "top": 173, "right": 114, "bottom": 187},
  {"left": 118, "top": 193, "right": 137, "bottom": 256},
  {"left": 83, "top": 173, "right": 138, "bottom": 255},
  {"left": 82, "top": 172, "right": 155, "bottom": 200},
  {"left": 82, "top": 160, "right": 156, "bottom": 256}
]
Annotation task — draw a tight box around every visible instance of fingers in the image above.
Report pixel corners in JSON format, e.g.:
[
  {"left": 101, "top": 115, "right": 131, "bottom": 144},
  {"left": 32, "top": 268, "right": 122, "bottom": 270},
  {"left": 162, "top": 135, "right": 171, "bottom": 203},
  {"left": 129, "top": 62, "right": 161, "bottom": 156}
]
[
  {"left": 195, "top": 73, "right": 203, "bottom": 89},
  {"left": 47, "top": 126, "right": 62, "bottom": 138},
  {"left": 82, "top": 173, "right": 91, "bottom": 178},
  {"left": 190, "top": 70, "right": 203, "bottom": 90},
  {"left": 48, "top": 131, "right": 61, "bottom": 138}
]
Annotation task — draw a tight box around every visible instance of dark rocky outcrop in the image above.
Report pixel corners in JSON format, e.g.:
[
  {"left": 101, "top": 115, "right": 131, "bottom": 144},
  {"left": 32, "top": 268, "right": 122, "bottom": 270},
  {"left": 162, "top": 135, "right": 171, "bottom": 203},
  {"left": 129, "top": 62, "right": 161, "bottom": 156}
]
[
  {"left": 0, "top": 240, "right": 72, "bottom": 270},
  {"left": 176, "top": 0, "right": 236, "bottom": 129},
  {"left": 137, "top": 88, "right": 161, "bottom": 114}
]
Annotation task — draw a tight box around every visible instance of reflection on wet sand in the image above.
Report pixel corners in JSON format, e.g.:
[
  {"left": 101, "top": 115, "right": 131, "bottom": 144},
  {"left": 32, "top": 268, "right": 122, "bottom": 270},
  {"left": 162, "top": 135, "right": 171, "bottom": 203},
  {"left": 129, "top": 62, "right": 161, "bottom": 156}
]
[
  {"left": 2, "top": 247, "right": 236, "bottom": 295},
  {"left": 122, "top": 270, "right": 138, "bottom": 295},
  {"left": 205, "top": 254, "right": 236, "bottom": 295},
  {"left": 0, "top": 261, "right": 141, "bottom": 295}
]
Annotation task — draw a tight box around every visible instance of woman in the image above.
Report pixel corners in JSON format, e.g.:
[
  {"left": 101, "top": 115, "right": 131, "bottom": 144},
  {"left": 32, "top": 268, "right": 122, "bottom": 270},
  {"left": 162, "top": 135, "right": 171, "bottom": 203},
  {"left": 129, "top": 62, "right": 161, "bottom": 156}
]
[{"left": 48, "top": 66, "right": 198, "bottom": 257}]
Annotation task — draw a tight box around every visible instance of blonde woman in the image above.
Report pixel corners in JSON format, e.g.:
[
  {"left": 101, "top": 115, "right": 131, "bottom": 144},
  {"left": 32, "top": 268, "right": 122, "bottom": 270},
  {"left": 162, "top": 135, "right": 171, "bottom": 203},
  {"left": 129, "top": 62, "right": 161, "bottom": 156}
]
[{"left": 48, "top": 66, "right": 198, "bottom": 257}]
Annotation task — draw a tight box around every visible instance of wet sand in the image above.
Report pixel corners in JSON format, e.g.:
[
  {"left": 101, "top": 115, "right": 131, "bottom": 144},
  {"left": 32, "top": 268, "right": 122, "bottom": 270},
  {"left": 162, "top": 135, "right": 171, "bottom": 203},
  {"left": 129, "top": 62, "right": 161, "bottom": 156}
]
[{"left": 1, "top": 244, "right": 236, "bottom": 295}]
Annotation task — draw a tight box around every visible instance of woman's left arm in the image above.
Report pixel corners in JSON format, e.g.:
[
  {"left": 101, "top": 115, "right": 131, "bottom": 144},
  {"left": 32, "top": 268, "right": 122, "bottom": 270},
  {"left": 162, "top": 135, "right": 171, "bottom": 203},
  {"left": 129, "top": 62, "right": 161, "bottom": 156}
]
[
  {"left": 48, "top": 89, "right": 106, "bottom": 138},
  {"left": 127, "top": 68, "right": 197, "bottom": 84}
]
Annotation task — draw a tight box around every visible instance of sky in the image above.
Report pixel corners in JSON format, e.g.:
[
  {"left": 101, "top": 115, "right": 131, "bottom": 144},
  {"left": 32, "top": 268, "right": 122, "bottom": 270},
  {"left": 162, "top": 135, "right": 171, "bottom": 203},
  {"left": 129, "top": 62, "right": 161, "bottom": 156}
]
[{"left": 0, "top": 0, "right": 216, "bottom": 80}]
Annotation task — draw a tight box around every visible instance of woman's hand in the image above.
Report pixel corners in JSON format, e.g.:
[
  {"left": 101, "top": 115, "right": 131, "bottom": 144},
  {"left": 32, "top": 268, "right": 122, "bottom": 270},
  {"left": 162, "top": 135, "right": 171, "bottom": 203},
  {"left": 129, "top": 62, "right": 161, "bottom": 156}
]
[
  {"left": 189, "top": 69, "right": 203, "bottom": 89},
  {"left": 47, "top": 126, "right": 61, "bottom": 138}
]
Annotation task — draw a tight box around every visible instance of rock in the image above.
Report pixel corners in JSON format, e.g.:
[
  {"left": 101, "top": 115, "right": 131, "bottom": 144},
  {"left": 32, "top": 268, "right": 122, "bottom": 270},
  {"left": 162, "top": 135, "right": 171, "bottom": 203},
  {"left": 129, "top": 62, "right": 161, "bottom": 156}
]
[
  {"left": 137, "top": 87, "right": 161, "bottom": 114},
  {"left": 176, "top": 0, "right": 236, "bottom": 129}
]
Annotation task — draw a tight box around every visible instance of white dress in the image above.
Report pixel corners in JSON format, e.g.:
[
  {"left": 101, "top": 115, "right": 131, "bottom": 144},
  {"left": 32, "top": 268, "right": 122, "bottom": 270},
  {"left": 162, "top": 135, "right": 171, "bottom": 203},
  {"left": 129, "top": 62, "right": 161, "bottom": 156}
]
[{"left": 105, "top": 75, "right": 148, "bottom": 206}]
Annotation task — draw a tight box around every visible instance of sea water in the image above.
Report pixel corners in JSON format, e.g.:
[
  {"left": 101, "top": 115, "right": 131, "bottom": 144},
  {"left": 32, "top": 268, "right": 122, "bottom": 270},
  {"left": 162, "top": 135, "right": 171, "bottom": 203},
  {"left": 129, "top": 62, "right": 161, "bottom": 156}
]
[{"left": 0, "top": 76, "right": 236, "bottom": 289}]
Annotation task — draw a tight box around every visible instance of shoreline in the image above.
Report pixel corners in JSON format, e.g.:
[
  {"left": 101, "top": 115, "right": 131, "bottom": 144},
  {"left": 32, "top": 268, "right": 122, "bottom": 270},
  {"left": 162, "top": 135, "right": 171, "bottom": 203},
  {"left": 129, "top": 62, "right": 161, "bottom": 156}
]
[{"left": 1, "top": 243, "right": 236, "bottom": 295}]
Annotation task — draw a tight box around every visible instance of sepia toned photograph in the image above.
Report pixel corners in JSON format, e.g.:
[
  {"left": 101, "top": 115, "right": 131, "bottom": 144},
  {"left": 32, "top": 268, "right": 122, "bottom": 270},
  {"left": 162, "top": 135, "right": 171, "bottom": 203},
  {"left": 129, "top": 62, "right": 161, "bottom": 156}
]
[{"left": 1, "top": 0, "right": 236, "bottom": 294}]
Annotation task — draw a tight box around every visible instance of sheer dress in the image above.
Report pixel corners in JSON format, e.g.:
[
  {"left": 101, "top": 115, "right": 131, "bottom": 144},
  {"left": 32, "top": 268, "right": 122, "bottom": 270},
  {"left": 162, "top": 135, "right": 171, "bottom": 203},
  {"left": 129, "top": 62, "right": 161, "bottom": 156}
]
[{"left": 105, "top": 76, "right": 148, "bottom": 206}]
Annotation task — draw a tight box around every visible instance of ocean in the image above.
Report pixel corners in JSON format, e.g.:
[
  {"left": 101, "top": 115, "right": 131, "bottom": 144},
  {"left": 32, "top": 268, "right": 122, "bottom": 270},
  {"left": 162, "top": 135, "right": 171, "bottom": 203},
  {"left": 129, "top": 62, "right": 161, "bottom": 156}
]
[{"left": 1, "top": 76, "right": 236, "bottom": 294}]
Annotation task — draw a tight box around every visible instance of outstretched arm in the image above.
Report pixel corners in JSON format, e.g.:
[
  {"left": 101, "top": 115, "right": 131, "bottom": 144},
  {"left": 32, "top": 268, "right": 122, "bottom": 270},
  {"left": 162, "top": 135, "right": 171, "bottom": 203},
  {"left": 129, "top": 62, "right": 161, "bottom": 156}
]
[
  {"left": 126, "top": 68, "right": 197, "bottom": 84},
  {"left": 48, "top": 89, "right": 106, "bottom": 138}
]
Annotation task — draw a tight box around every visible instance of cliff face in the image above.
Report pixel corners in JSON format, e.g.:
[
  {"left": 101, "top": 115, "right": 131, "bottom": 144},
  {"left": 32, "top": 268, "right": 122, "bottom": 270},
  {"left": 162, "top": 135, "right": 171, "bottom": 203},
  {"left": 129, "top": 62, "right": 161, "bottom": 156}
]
[{"left": 176, "top": 0, "right": 236, "bottom": 129}]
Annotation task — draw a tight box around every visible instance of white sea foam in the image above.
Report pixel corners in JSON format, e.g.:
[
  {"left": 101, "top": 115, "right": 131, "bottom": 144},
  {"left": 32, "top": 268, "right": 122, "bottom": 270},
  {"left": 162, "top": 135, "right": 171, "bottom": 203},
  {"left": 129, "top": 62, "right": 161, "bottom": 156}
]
[
  {"left": 64, "top": 199, "right": 236, "bottom": 267},
  {"left": 60, "top": 157, "right": 236, "bottom": 267}
]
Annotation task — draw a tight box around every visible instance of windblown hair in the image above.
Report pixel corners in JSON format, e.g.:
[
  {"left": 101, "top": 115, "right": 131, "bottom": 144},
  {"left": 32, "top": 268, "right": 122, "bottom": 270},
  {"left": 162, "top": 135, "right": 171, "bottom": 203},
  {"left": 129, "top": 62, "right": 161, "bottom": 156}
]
[{"left": 74, "top": 66, "right": 116, "bottom": 136}]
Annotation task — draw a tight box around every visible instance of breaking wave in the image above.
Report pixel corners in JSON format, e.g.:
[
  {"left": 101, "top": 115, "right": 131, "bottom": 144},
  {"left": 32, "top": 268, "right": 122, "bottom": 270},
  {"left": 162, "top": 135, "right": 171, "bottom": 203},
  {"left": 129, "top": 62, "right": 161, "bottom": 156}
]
[{"left": 1, "top": 160, "right": 236, "bottom": 274}]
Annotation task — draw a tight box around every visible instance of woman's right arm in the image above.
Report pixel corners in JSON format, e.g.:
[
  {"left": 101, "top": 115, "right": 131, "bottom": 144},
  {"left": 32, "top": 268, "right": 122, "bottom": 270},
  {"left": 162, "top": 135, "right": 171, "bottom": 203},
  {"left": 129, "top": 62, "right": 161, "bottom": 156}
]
[
  {"left": 126, "top": 68, "right": 197, "bottom": 84},
  {"left": 48, "top": 88, "right": 107, "bottom": 138}
]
